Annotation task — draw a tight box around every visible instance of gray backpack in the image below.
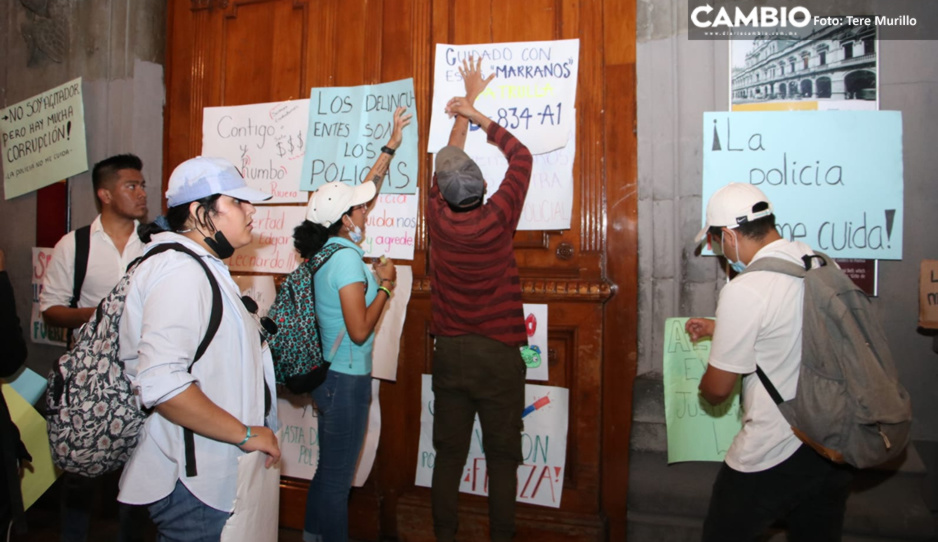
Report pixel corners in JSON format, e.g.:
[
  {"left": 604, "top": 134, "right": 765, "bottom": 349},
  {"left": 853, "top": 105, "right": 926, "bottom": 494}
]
[{"left": 742, "top": 251, "right": 912, "bottom": 469}]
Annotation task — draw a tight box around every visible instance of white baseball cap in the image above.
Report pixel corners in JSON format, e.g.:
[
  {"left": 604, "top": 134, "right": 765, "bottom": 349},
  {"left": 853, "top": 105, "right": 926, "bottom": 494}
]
[
  {"left": 166, "top": 156, "right": 271, "bottom": 208},
  {"left": 694, "top": 183, "right": 774, "bottom": 244},
  {"left": 305, "top": 181, "right": 377, "bottom": 227}
]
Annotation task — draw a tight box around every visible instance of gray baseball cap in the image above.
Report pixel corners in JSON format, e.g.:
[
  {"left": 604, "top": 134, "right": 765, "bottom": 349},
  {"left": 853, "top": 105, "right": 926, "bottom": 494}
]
[{"left": 435, "top": 146, "right": 484, "bottom": 209}]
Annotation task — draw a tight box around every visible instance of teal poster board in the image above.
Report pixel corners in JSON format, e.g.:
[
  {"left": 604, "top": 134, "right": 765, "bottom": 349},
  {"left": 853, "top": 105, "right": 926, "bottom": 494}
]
[{"left": 702, "top": 111, "right": 903, "bottom": 260}]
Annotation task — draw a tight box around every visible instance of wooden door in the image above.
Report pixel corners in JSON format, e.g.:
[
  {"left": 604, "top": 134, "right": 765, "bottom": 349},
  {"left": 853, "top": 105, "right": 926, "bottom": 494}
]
[{"left": 165, "top": 0, "right": 637, "bottom": 539}]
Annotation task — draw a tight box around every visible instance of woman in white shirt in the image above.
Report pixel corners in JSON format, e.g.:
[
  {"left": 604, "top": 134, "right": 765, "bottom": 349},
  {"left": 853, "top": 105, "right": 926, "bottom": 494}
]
[{"left": 118, "top": 156, "right": 280, "bottom": 541}]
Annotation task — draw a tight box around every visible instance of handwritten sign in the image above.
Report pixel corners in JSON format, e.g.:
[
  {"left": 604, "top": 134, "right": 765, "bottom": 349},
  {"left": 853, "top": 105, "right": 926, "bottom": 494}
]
[
  {"left": 415, "top": 375, "right": 569, "bottom": 508},
  {"left": 523, "top": 304, "right": 548, "bottom": 381},
  {"left": 31, "top": 247, "right": 67, "bottom": 346},
  {"left": 228, "top": 206, "right": 305, "bottom": 274},
  {"left": 662, "top": 317, "right": 742, "bottom": 463},
  {"left": 277, "top": 382, "right": 381, "bottom": 486},
  {"left": 428, "top": 40, "right": 579, "bottom": 155},
  {"left": 202, "top": 99, "right": 310, "bottom": 203},
  {"left": 702, "top": 111, "right": 903, "bottom": 260},
  {"left": 2, "top": 78, "right": 88, "bottom": 200},
  {"left": 361, "top": 190, "right": 419, "bottom": 260},
  {"left": 300, "top": 78, "right": 418, "bottom": 194},
  {"left": 277, "top": 393, "right": 321, "bottom": 480}
]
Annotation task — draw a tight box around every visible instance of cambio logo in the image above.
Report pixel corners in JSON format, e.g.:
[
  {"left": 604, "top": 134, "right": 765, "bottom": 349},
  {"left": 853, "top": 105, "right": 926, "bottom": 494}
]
[{"left": 691, "top": 4, "right": 812, "bottom": 28}]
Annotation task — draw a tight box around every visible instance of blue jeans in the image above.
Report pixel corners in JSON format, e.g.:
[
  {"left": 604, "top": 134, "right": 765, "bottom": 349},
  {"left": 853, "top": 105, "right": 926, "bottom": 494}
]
[
  {"left": 303, "top": 371, "right": 372, "bottom": 542},
  {"left": 147, "top": 480, "right": 230, "bottom": 542}
]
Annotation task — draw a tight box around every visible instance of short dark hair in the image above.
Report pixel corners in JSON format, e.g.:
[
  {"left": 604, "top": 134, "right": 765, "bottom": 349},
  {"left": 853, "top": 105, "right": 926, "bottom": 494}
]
[
  {"left": 708, "top": 213, "right": 777, "bottom": 242},
  {"left": 92, "top": 154, "right": 143, "bottom": 192}
]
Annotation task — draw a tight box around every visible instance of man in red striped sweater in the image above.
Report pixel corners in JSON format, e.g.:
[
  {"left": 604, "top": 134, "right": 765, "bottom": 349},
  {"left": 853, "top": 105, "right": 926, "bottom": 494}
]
[{"left": 427, "top": 58, "right": 533, "bottom": 542}]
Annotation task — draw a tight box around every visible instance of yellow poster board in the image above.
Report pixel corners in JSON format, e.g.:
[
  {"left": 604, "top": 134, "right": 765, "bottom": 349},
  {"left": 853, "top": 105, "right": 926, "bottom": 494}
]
[{"left": 1, "top": 383, "right": 60, "bottom": 510}]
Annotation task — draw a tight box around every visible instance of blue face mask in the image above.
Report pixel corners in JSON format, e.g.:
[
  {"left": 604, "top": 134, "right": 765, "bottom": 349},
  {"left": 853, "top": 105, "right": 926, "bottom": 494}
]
[
  {"left": 348, "top": 224, "right": 363, "bottom": 244},
  {"left": 722, "top": 230, "right": 746, "bottom": 273}
]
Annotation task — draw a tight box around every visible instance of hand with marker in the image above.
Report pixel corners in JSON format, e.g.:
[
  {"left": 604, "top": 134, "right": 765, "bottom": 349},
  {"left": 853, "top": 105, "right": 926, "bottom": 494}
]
[
  {"left": 372, "top": 255, "right": 397, "bottom": 292},
  {"left": 685, "top": 318, "right": 715, "bottom": 342}
]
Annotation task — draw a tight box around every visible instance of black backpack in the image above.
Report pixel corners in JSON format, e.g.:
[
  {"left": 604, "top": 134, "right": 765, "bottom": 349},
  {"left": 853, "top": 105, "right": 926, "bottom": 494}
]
[
  {"left": 46, "top": 243, "right": 221, "bottom": 477},
  {"left": 743, "top": 251, "right": 912, "bottom": 468}
]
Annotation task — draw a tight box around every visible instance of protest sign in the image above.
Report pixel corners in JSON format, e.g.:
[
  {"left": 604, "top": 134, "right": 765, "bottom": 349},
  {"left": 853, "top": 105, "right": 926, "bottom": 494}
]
[
  {"left": 2, "top": 78, "right": 88, "bottom": 199},
  {"left": 361, "top": 190, "right": 419, "bottom": 260},
  {"left": 300, "top": 78, "right": 418, "bottom": 194},
  {"left": 702, "top": 111, "right": 903, "bottom": 260},
  {"left": 415, "top": 375, "right": 569, "bottom": 508},
  {"left": 442, "top": 128, "right": 575, "bottom": 231},
  {"left": 31, "top": 247, "right": 67, "bottom": 346},
  {"left": 428, "top": 40, "right": 579, "bottom": 155},
  {"left": 228, "top": 206, "right": 306, "bottom": 274},
  {"left": 276, "top": 382, "right": 381, "bottom": 486},
  {"left": 202, "top": 99, "right": 310, "bottom": 203},
  {"left": 662, "top": 317, "right": 742, "bottom": 463}
]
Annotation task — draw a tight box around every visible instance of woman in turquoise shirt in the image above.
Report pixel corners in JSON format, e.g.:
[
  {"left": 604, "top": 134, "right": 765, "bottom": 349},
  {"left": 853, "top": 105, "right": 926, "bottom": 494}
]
[{"left": 296, "top": 106, "right": 410, "bottom": 542}]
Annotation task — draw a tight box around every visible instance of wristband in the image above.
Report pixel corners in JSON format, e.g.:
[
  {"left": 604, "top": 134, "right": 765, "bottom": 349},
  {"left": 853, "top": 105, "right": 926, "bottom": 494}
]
[
  {"left": 378, "top": 286, "right": 392, "bottom": 298},
  {"left": 380, "top": 145, "right": 396, "bottom": 156},
  {"left": 237, "top": 426, "right": 254, "bottom": 446}
]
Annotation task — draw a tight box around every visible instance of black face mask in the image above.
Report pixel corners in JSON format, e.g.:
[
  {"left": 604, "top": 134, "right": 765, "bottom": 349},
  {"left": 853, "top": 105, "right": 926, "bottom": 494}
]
[{"left": 204, "top": 231, "right": 235, "bottom": 259}]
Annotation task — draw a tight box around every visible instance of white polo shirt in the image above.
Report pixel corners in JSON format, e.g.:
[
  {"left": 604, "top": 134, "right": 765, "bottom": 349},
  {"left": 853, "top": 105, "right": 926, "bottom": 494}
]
[
  {"left": 39, "top": 215, "right": 144, "bottom": 314},
  {"left": 708, "top": 238, "right": 816, "bottom": 473}
]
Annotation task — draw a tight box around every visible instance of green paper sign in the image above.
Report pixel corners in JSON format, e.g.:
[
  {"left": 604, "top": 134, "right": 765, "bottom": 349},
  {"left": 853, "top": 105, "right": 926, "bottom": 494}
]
[{"left": 663, "top": 317, "right": 742, "bottom": 463}]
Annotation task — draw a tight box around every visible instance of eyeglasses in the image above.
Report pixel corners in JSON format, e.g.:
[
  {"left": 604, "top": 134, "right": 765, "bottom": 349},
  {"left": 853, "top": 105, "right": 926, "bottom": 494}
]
[{"left": 353, "top": 204, "right": 369, "bottom": 213}]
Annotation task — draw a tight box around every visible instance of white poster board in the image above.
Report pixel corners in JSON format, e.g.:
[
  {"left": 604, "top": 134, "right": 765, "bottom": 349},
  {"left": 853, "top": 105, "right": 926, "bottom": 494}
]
[
  {"left": 428, "top": 40, "right": 580, "bottom": 156},
  {"left": 228, "top": 206, "right": 306, "bottom": 274},
  {"left": 202, "top": 99, "right": 311, "bottom": 203},
  {"left": 415, "top": 375, "right": 569, "bottom": 508},
  {"left": 2, "top": 78, "right": 88, "bottom": 199}
]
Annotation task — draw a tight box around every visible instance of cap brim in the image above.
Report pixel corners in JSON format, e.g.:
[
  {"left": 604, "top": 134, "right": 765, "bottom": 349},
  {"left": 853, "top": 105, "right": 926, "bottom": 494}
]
[
  {"left": 693, "top": 223, "right": 709, "bottom": 245},
  {"left": 221, "top": 186, "right": 272, "bottom": 203},
  {"left": 348, "top": 181, "right": 377, "bottom": 206}
]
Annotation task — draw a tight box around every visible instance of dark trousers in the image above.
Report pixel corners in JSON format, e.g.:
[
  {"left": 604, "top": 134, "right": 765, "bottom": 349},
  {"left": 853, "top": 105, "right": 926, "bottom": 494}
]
[
  {"left": 431, "top": 335, "right": 526, "bottom": 542},
  {"left": 702, "top": 444, "right": 855, "bottom": 542},
  {"left": 61, "top": 472, "right": 147, "bottom": 542}
]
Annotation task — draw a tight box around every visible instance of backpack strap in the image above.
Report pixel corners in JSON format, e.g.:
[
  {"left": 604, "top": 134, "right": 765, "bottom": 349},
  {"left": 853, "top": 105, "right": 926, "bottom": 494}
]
[
  {"left": 308, "top": 242, "right": 347, "bottom": 272},
  {"left": 70, "top": 225, "right": 91, "bottom": 309},
  {"left": 133, "top": 242, "right": 223, "bottom": 478},
  {"left": 746, "top": 251, "right": 833, "bottom": 411},
  {"left": 755, "top": 365, "right": 784, "bottom": 406}
]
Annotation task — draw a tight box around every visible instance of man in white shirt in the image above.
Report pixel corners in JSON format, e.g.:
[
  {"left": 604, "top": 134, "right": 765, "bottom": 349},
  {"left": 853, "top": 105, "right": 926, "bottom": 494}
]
[
  {"left": 40, "top": 154, "right": 148, "bottom": 329},
  {"left": 685, "top": 183, "right": 853, "bottom": 542},
  {"left": 39, "top": 153, "right": 149, "bottom": 542}
]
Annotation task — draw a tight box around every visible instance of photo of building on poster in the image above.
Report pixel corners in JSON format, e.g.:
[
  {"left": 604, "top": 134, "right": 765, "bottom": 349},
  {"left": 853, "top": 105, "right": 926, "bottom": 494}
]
[{"left": 730, "top": 23, "right": 878, "bottom": 111}]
